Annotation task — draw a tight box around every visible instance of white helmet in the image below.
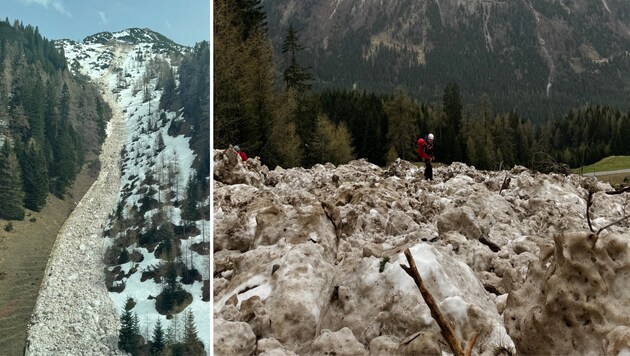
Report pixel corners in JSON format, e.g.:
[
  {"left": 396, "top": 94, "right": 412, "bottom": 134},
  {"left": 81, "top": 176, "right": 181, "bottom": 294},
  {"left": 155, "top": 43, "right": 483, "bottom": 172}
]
[{"left": 427, "top": 133, "right": 434, "bottom": 141}]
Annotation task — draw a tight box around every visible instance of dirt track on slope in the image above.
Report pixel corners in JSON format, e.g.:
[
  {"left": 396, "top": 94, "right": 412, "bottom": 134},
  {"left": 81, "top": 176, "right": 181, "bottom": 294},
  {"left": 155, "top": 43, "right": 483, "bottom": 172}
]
[{"left": 0, "top": 163, "right": 96, "bottom": 355}]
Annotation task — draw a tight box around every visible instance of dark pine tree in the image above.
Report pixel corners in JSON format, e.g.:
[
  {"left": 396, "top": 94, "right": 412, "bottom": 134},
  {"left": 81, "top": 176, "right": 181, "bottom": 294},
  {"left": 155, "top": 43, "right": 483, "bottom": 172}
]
[
  {"left": 235, "top": 0, "right": 267, "bottom": 40},
  {"left": 159, "top": 65, "right": 179, "bottom": 111},
  {"left": 282, "top": 23, "right": 313, "bottom": 93},
  {"left": 182, "top": 175, "right": 201, "bottom": 222},
  {"left": 184, "top": 309, "right": 205, "bottom": 355},
  {"left": 49, "top": 83, "right": 81, "bottom": 197},
  {"left": 0, "top": 141, "right": 25, "bottom": 220},
  {"left": 442, "top": 82, "right": 464, "bottom": 163},
  {"left": 118, "top": 298, "right": 141, "bottom": 355},
  {"left": 21, "top": 139, "right": 48, "bottom": 211},
  {"left": 150, "top": 318, "right": 165, "bottom": 356}
]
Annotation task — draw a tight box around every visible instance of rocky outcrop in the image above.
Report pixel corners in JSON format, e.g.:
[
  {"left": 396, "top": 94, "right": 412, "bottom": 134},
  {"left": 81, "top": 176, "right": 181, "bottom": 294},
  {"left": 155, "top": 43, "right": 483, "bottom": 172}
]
[{"left": 213, "top": 148, "right": 629, "bottom": 355}]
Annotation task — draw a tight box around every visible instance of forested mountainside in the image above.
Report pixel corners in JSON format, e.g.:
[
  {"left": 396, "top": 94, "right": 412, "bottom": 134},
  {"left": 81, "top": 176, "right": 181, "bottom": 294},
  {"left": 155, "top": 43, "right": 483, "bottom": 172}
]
[
  {"left": 261, "top": 0, "right": 630, "bottom": 120},
  {"left": 0, "top": 19, "right": 111, "bottom": 220},
  {"left": 59, "top": 28, "right": 210, "bottom": 354},
  {"left": 215, "top": 0, "right": 630, "bottom": 172}
]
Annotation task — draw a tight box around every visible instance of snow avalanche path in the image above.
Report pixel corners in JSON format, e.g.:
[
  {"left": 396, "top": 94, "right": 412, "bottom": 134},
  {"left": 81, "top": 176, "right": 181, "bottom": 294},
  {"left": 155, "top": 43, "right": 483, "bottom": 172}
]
[{"left": 25, "top": 89, "right": 126, "bottom": 355}]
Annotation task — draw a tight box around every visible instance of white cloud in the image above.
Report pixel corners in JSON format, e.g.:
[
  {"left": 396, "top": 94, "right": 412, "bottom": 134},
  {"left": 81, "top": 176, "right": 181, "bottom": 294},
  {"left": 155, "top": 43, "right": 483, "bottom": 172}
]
[
  {"left": 98, "top": 11, "right": 108, "bottom": 25},
  {"left": 19, "top": 0, "right": 72, "bottom": 17}
]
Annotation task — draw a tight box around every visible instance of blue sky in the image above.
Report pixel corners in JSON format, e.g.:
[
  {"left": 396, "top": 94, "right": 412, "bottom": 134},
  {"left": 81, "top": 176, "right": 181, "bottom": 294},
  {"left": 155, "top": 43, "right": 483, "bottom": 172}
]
[{"left": 3, "top": 0, "right": 210, "bottom": 46}]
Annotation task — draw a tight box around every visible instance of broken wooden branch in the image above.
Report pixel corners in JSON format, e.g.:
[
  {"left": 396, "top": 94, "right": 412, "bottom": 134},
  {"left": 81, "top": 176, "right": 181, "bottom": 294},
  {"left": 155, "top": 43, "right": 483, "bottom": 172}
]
[
  {"left": 586, "top": 190, "right": 594, "bottom": 233},
  {"left": 605, "top": 186, "right": 630, "bottom": 195},
  {"left": 596, "top": 215, "right": 630, "bottom": 236},
  {"left": 400, "top": 248, "right": 466, "bottom": 356},
  {"left": 499, "top": 174, "right": 510, "bottom": 195},
  {"left": 465, "top": 332, "right": 480, "bottom": 356}
]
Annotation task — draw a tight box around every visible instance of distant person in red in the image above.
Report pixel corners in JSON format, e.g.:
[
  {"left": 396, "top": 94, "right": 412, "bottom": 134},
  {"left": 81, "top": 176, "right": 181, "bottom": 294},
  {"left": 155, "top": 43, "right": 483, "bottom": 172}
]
[
  {"left": 417, "top": 133, "right": 435, "bottom": 180},
  {"left": 234, "top": 145, "right": 248, "bottom": 161}
]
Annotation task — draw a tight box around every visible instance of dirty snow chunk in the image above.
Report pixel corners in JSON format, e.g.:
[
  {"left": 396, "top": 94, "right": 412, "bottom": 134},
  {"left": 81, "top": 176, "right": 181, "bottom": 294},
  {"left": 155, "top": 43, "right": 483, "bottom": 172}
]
[
  {"left": 368, "top": 335, "right": 399, "bottom": 355},
  {"left": 229, "top": 243, "right": 335, "bottom": 352},
  {"left": 311, "top": 327, "right": 367, "bottom": 356},
  {"left": 214, "top": 274, "right": 268, "bottom": 310},
  {"left": 258, "top": 338, "right": 299, "bottom": 356},
  {"left": 237, "top": 283, "right": 273, "bottom": 308},
  {"left": 214, "top": 318, "right": 256, "bottom": 355},
  {"left": 495, "top": 293, "right": 508, "bottom": 314},
  {"left": 398, "top": 330, "right": 442, "bottom": 355},
  {"left": 436, "top": 206, "right": 486, "bottom": 240},
  {"left": 606, "top": 326, "right": 630, "bottom": 355},
  {"left": 320, "top": 242, "right": 512, "bottom": 354},
  {"left": 505, "top": 231, "right": 630, "bottom": 355}
]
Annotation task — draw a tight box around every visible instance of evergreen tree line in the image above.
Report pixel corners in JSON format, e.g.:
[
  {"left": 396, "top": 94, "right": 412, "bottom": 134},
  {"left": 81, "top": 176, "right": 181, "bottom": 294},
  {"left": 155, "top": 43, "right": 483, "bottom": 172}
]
[
  {"left": 214, "top": 0, "right": 355, "bottom": 169},
  {"left": 318, "top": 86, "right": 630, "bottom": 172},
  {"left": 177, "top": 41, "right": 210, "bottom": 187},
  {"left": 119, "top": 298, "right": 204, "bottom": 356},
  {"left": 0, "top": 19, "right": 111, "bottom": 220},
  {"left": 215, "top": 1, "right": 630, "bottom": 171}
]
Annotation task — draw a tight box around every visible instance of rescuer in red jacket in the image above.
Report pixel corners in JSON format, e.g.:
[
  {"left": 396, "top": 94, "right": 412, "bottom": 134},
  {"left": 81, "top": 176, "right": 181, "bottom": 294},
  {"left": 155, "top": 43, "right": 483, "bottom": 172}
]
[
  {"left": 417, "top": 133, "right": 435, "bottom": 180},
  {"left": 234, "top": 145, "right": 248, "bottom": 161}
]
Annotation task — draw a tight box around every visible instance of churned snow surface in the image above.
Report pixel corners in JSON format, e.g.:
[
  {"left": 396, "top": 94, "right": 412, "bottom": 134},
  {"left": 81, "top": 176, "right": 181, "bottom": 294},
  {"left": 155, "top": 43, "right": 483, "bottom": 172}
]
[
  {"left": 213, "top": 152, "right": 630, "bottom": 355},
  {"left": 26, "top": 32, "right": 209, "bottom": 355},
  {"left": 25, "top": 69, "right": 126, "bottom": 356}
]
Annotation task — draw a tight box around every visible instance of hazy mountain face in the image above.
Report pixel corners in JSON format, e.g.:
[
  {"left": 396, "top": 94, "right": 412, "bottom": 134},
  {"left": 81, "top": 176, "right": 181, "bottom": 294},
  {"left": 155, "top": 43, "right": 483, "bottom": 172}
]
[{"left": 263, "top": 0, "right": 630, "bottom": 119}]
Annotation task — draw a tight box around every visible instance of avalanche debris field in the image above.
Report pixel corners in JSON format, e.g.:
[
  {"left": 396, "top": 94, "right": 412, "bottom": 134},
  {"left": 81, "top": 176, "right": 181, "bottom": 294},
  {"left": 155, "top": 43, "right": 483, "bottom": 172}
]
[{"left": 0, "top": 162, "right": 96, "bottom": 355}]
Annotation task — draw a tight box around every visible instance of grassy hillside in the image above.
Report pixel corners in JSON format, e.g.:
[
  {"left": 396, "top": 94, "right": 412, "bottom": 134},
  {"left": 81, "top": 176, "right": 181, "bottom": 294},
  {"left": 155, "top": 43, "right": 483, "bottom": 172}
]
[{"left": 573, "top": 156, "right": 630, "bottom": 174}]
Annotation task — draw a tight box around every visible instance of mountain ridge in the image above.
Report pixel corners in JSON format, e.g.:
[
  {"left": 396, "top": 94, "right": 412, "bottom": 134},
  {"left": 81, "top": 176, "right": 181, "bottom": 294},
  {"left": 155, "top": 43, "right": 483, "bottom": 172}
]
[{"left": 262, "top": 0, "right": 630, "bottom": 119}]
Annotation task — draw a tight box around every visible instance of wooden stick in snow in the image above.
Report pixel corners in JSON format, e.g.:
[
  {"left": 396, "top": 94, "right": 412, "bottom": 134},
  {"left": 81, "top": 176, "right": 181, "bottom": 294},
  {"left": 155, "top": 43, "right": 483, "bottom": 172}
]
[{"left": 399, "top": 248, "right": 466, "bottom": 356}]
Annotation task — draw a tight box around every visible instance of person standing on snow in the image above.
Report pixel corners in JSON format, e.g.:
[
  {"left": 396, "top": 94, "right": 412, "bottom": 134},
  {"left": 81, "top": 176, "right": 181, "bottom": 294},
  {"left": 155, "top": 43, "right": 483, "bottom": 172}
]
[
  {"left": 417, "top": 133, "right": 435, "bottom": 180},
  {"left": 234, "top": 145, "right": 248, "bottom": 161}
]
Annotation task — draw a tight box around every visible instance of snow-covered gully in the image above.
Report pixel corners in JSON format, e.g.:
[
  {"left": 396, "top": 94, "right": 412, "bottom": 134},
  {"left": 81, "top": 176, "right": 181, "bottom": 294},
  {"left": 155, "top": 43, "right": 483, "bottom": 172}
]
[{"left": 25, "top": 90, "right": 126, "bottom": 355}]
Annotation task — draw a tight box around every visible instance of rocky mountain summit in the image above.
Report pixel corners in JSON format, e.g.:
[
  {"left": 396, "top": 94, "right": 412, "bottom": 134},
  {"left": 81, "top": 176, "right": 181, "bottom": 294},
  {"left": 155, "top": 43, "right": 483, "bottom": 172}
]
[{"left": 213, "top": 148, "right": 630, "bottom": 355}]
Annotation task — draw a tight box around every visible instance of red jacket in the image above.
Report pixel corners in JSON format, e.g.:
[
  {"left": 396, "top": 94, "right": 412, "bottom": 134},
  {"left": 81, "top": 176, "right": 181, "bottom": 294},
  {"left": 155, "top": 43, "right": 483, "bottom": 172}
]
[
  {"left": 238, "top": 151, "right": 248, "bottom": 161},
  {"left": 417, "top": 138, "right": 433, "bottom": 160}
]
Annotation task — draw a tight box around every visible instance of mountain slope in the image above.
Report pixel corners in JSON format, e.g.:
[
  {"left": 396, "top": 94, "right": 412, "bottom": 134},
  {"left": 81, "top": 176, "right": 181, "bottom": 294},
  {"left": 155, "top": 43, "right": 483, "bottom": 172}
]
[
  {"left": 57, "top": 29, "right": 210, "bottom": 353},
  {"left": 262, "top": 0, "right": 630, "bottom": 119}
]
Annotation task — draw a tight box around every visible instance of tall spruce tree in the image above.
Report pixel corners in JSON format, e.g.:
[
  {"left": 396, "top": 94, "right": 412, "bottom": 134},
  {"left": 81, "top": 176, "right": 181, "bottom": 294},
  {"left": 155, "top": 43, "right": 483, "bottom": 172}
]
[
  {"left": 282, "top": 24, "right": 313, "bottom": 93},
  {"left": 442, "top": 82, "right": 463, "bottom": 163},
  {"left": 118, "top": 298, "right": 141, "bottom": 355},
  {"left": 214, "top": 0, "right": 246, "bottom": 149},
  {"left": 150, "top": 318, "right": 165, "bottom": 356},
  {"left": 235, "top": 0, "right": 267, "bottom": 40},
  {"left": 384, "top": 88, "right": 418, "bottom": 161},
  {"left": 49, "top": 83, "right": 80, "bottom": 197},
  {"left": 183, "top": 309, "right": 204, "bottom": 355},
  {"left": 182, "top": 175, "right": 201, "bottom": 222},
  {"left": 20, "top": 139, "right": 48, "bottom": 211},
  {"left": 0, "top": 141, "right": 25, "bottom": 220}
]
